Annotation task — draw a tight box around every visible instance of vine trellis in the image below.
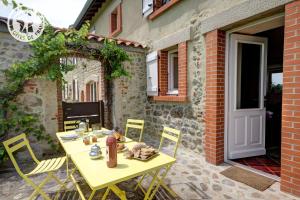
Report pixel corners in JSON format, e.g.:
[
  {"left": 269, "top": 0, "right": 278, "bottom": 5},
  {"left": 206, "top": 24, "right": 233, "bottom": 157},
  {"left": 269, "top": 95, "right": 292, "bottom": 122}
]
[{"left": 0, "top": 0, "right": 131, "bottom": 162}]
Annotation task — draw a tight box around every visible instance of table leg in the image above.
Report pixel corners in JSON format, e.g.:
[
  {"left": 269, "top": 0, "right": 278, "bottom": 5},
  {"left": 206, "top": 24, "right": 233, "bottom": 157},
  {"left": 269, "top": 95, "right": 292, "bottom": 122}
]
[
  {"left": 88, "top": 190, "right": 96, "bottom": 200},
  {"left": 101, "top": 188, "right": 110, "bottom": 200},
  {"left": 110, "top": 185, "right": 127, "bottom": 200}
]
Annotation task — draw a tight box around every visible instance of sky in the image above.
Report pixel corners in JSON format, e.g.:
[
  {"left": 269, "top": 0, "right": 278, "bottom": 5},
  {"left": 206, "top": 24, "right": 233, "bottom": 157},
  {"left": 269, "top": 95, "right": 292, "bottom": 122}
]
[{"left": 0, "top": 0, "right": 87, "bottom": 28}]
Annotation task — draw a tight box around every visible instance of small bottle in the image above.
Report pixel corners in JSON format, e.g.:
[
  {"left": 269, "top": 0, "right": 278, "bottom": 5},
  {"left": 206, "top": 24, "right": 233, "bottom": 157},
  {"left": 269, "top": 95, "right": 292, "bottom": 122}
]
[{"left": 106, "top": 136, "right": 117, "bottom": 168}]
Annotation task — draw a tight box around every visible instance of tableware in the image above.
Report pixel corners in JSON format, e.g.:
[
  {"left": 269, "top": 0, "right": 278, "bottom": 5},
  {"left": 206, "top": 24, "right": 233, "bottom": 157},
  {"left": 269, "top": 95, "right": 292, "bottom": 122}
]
[
  {"left": 92, "top": 135, "right": 98, "bottom": 143},
  {"left": 89, "top": 144, "right": 102, "bottom": 159},
  {"left": 83, "top": 136, "right": 91, "bottom": 145},
  {"left": 132, "top": 153, "right": 159, "bottom": 161},
  {"left": 60, "top": 133, "right": 79, "bottom": 140},
  {"left": 93, "top": 130, "right": 105, "bottom": 138}
]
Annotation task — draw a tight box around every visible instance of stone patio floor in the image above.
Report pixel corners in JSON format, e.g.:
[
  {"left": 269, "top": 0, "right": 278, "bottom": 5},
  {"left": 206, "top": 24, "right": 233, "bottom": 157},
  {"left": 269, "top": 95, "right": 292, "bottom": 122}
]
[{"left": 0, "top": 141, "right": 299, "bottom": 200}]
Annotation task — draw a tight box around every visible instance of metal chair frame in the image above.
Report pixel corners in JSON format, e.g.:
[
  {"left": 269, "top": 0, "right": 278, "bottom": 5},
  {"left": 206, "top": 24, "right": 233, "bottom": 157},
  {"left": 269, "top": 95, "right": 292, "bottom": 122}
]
[
  {"left": 124, "top": 119, "right": 145, "bottom": 142},
  {"left": 3, "top": 133, "right": 68, "bottom": 200},
  {"left": 135, "top": 126, "right": 181, "bottom": 199}
]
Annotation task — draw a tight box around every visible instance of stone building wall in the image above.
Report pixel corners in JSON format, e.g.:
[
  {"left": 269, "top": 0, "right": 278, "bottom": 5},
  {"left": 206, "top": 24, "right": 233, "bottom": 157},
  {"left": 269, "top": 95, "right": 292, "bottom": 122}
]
[
  {"left": 89, "top": 0, "right": 249, "bottom": 154},
  {"left": 0, "top": 31, "right": 59, "bottom": 154},
  {"left": 112, "top": 49, "right": 147, "bottom": 134}
]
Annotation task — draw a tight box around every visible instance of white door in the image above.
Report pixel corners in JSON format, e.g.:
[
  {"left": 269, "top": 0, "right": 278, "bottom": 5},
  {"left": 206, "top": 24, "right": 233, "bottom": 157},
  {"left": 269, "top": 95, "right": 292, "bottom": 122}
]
[{"left": 228, "top": 34, "right": 268, "bottom": 159}]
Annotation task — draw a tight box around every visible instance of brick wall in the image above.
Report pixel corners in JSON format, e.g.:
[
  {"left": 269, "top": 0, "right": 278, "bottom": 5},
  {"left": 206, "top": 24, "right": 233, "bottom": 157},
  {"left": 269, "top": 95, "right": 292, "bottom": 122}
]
[
  {"left": 158, "top": 50, "right": 168, "bottom": 95},
  {"left": 281, "top": 1, "right": 300, "bottom": 196},
  {"left": 205, "top": 29, "right": 225, "bottom": 165},
  {"left": 178, "top": 41, "right": 187, "bottom": 96},
  {"left": 56, "top": 80, "right": 64, "bottom": 131}
]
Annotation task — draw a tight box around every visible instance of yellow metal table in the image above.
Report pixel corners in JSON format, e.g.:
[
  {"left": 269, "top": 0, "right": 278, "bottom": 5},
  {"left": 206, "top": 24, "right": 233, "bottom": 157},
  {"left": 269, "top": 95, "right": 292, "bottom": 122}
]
[
  {"left": 56, "top": 130, "right": 132, "bottom": 155},
  {"left": 56, "top": 131, "right": 176, "bottom": 200}
]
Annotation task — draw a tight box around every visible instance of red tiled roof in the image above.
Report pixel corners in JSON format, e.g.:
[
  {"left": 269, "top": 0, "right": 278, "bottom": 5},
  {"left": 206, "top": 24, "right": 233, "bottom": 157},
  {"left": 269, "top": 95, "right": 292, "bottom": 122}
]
[{"left": 54, "top": 29, "right": 146, "bottom": 49}]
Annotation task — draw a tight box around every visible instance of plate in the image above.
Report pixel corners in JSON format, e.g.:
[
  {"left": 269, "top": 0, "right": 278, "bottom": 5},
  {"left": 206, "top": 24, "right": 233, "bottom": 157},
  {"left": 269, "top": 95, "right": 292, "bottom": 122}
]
[
  {"left": 133, "top": 153, "right": 159, "bottom": 161},
  {"left": 60, "top": 133, "right": 79, "bottom": 140}
]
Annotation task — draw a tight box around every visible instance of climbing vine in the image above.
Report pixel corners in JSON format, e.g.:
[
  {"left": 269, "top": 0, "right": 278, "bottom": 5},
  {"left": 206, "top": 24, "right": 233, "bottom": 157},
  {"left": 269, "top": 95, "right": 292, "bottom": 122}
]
[{"left": 0, "top": 0, "right": 131, "bottom": 162}]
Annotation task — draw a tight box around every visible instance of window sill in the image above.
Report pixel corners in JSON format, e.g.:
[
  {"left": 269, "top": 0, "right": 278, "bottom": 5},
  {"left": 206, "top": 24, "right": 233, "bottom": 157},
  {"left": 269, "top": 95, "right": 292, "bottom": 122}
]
[
  {"left": 152, "top": 95, "right": 188, "bottom": 102},
  {"left": 149, "top": 0, "right": 182, "bottom": 20}
]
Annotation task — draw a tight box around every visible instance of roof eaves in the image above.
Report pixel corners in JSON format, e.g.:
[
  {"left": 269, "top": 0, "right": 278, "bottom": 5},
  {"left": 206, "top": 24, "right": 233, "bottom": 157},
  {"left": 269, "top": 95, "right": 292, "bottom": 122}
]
[{"left": 73, "top": 0, "right": 107, "bottom": 29}]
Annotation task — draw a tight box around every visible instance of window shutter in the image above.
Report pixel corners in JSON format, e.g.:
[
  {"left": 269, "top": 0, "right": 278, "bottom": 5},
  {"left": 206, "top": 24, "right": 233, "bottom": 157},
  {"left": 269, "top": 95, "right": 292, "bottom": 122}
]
[
  {"left": 142, "top": 0, "right": 153, "bottom": 17},
  {"left": 146, "top": 51, "right": 158, "bottom": 96}
]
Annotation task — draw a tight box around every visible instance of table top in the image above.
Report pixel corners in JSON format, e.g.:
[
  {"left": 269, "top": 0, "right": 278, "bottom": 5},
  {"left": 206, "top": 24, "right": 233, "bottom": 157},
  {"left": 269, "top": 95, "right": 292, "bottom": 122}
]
[
  {"left": 56, "top": 129, "right": 132, "bottom": 155},
  {"left": 70, "top": 141, "right": 176, "bottom": 190}
]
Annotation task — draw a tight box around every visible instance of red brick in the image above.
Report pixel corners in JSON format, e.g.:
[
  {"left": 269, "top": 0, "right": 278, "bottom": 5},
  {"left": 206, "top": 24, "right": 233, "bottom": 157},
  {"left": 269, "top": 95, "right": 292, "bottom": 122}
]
[
  {"left": 204, "top": 29, "right": 225, "bottom": 165},
  {"left": 282, "top": 1, "right": 300, "bottom": 196}
]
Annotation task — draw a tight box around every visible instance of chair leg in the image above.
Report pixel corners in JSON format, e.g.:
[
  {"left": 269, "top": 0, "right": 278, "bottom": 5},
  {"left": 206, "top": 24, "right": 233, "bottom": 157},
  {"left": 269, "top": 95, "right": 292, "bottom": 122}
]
[
  {"left": 148, "top": 166, "right": 171, "bottom": 200},
  {"left": 134, "top": 174, "right": 146, "bottom": 191},
  {"left": 25, "top": 175, "right": 52, "bottom": 200},
  {"left": 49, "top": 172, "right": 67, "bottom": 190},
  {"left": 144, "top": 170, "right": 160, "bottom": 200}
]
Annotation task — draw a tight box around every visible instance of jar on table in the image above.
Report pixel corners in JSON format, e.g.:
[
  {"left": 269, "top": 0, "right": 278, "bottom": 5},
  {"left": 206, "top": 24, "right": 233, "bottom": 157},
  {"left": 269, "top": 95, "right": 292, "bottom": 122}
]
[
  {"left": 83, "top": 136, "right": 90, "bottom": 145},
  {"left": 106, "top": 136, "right": 117, "bottom": 168}
]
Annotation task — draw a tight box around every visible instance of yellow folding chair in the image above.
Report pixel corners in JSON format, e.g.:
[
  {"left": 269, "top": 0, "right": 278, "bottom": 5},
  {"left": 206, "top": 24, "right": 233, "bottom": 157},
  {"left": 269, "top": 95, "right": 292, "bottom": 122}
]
[
  {"left": 135, "top": 126, "right": 181, "bottom": 199},
  {"left": 125, "top": 119, "right": 145, "bottom": 142},
  {"left": 3, "top": 133, "right": 67, "bottom": 200},
  {"left": 64, "top": 120, "right": 80, "bottom": 132}
]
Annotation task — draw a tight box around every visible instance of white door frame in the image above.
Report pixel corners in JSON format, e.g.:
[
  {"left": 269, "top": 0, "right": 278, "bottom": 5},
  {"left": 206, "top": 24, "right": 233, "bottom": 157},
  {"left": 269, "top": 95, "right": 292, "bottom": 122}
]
[{"left": 223, "top": 13, "right": 284, "bottom": 180}]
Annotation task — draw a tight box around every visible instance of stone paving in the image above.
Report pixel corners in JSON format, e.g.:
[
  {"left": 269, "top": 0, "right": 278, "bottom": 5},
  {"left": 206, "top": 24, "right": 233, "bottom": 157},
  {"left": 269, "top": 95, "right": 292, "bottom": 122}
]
[{"left": 0, "top": 141, "right": 300, "bottom": 200}]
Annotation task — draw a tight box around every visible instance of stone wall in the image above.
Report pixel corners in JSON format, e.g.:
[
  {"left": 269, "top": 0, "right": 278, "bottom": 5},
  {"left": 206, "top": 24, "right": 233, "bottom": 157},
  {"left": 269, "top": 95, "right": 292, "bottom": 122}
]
[
  {"left": 0, "top": 31, "right": 59, "bottom": 154},
  {"left": 112, "top": 49, "right": 147, "bottom": 134}
]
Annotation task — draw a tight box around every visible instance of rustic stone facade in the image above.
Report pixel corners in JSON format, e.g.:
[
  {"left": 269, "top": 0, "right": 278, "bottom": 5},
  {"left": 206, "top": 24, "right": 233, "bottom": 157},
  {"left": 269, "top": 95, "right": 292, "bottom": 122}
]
[{"left": 0, "top": 31, "right": 59, "bottom": 154}]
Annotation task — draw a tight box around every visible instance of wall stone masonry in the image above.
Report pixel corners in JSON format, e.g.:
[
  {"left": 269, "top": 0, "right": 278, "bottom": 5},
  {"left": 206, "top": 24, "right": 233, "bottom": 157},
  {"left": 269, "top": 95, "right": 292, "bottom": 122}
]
[{"left": 0, "top": 32, "right": 59, "bottom": 155}]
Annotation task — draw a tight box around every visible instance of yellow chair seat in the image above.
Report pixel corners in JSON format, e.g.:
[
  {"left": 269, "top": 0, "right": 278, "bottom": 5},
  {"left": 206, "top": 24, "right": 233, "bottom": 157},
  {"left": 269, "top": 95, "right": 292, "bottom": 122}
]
[{"left": 27, "top": 157, "right": 66, "bottom": 176}]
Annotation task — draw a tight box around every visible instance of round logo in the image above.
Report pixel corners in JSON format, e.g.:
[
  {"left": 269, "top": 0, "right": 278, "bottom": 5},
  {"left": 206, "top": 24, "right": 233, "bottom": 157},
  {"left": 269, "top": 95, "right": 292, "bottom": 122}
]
[{"left": 7, "top": 7, "right": 45, "bottom": 42}]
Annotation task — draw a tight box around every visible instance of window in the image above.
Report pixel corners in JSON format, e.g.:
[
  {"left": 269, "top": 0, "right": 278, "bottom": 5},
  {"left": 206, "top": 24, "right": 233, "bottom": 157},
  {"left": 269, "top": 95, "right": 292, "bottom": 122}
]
[
  {"left": 162, "top": 0, "right": 171, "bottom": 5},
  {"left": 87, "top": 81, "right": 97, "bottom": 102},
  {"left": 72, "top": 79, "right": 79, "bottom": 101},
  {"left": 146, "top": 41, "right": 188, "bottom": 102},
  {"left": 64, "top": 84, "right": 68, "bottom": 100},
  {"left": 147, "top": 0, "right": 182, "bottom": 20},
  {"left": 168, "top": 49, "right": 178, "bottom": 94},
  {"left": 72, "top": 57, "right": 77, "bottom": 65},
  {"left": 110, "top": 4, "right": 122, "bottom": 37}
]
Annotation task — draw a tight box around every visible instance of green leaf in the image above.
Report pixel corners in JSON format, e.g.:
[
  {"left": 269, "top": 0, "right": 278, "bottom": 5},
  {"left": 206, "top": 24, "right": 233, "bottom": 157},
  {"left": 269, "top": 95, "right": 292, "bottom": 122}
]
[{"left": 2, "top": 0, "right": 8, "bottom": 6}]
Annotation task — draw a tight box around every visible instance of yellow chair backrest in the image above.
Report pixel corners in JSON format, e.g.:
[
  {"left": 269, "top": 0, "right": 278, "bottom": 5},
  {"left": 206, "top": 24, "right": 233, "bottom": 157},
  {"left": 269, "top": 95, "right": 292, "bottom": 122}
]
[
  {"left": 3, "top": 133, "right": 39, "bottom": 177},
  {"left": 64, "top": 120, "right": 80, "bottom": 131},
  {"left": 158, "top": 126, "right": 181, "bottom": 158},
  {"left": 125, "top": 119, "right": 144, "bottom": 142}
]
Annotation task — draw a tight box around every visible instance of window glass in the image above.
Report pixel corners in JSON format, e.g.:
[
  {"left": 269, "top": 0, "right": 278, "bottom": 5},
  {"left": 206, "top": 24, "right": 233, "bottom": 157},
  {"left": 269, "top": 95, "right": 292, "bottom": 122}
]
[
  {"left": 162, "top": 0, "right": 171, "bottom": 5},
  {"left": 168, "top": 50, "right": 178, "bottom": 94},
  {"left": 236, "top": 43, "right": 262, "bottom": 109},
  {"left": 272, "top": 73, "right": 282, "bottom": 85},
  {"left": 173, "top": 56, "right": 178, "bottom": 89}
]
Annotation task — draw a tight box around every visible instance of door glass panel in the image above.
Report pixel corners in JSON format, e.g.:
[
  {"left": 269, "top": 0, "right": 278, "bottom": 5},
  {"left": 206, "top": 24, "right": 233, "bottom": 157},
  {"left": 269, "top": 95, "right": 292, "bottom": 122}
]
[{"left": 236, "top": 43, "right": 262, "bottom": 109}]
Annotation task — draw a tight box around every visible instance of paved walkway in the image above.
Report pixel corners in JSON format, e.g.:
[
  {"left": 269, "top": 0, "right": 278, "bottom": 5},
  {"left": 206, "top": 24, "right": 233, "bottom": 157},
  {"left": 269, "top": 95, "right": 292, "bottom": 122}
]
[{"left": 0, "top": 143, "right": 299, "bottom": 200}]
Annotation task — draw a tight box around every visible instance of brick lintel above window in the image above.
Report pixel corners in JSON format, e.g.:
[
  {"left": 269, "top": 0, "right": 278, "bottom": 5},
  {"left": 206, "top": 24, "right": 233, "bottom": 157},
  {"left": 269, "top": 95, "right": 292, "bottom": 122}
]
[{"left": 149, "top": 0, "right": 182, "bottom": 20}]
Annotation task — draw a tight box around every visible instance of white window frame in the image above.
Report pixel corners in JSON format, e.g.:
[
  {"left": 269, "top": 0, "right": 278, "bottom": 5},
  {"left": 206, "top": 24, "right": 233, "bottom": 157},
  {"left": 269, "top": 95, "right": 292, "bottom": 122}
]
[
  {"left": 64, "top": 84, "right": 68, "bottom": 100},
  {"left": 89, "top": 81, "right": 97, "bottom": 102},
  {"left": 167, "top": 49, "right": 179, "bottom": 95}
]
